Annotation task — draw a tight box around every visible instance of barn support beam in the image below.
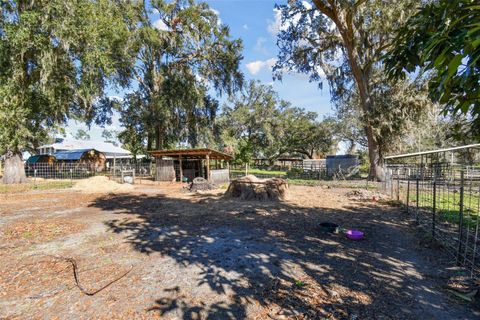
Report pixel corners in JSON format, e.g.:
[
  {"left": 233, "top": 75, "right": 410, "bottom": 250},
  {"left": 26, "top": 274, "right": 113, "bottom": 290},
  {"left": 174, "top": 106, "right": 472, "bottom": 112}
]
[
  {"left": 179, "top": 155, "right": 183, "bottom": 182},
  {"left": 206, "top": 154, "right": 210, "bottom": 181}
]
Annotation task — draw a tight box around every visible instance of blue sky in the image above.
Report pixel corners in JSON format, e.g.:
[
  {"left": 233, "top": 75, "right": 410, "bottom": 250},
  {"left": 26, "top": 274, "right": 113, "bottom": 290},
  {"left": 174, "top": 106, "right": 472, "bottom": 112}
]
[{"left": 66, "top": 0, "right": 333, "bottom": 141}]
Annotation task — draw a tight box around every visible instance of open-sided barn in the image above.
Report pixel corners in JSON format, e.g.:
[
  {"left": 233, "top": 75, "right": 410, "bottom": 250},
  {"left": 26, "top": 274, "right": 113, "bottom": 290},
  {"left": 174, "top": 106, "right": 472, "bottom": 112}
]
[{"left": 149, "top": 148, "right": 232, "bottom": 184}]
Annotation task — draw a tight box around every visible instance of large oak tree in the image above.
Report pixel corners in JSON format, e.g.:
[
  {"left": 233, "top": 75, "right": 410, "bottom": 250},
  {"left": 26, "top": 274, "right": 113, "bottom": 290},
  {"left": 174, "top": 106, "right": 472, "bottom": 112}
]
[
  {"left": 273, "top": 0, "right": 419, "bottom": 181},
  {"left": 0, "top": 0, "right": 136, "bottom": 183},
  {"left": 116, "top": 0, "right": 243, "bottom": 152}
]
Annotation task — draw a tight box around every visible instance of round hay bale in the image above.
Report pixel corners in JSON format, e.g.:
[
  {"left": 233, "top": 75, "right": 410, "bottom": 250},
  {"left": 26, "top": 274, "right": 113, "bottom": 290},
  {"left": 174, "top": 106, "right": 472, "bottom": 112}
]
[{"left": 225, "top": 175, "right": 288, "bottom": 201}]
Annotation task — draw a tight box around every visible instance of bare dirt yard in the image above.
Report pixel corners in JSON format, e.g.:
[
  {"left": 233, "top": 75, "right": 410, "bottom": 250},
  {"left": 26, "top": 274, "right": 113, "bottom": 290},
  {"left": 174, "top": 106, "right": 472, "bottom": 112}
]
[{"left": 1, "top": 182, "right": 478, "bottom": 319}]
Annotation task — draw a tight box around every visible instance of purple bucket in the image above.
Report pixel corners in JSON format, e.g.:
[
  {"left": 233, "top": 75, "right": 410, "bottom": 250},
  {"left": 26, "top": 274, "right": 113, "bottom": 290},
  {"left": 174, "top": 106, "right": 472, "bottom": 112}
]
[{"left": 346, "top": 229, "right": 364, "bottom": 240}]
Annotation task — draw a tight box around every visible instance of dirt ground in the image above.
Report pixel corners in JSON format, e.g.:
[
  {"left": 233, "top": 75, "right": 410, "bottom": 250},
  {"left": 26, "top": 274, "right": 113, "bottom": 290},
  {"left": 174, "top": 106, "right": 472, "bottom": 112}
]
[{"left": 1, "top": 182, "right": 478, "bottom": 319}]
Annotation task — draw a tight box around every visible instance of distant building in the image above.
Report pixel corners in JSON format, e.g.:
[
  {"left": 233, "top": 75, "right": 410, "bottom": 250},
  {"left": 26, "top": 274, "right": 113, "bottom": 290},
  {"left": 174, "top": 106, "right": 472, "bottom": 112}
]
[{"left": 37, "top": 138, "right": 132, "bottom": 160}]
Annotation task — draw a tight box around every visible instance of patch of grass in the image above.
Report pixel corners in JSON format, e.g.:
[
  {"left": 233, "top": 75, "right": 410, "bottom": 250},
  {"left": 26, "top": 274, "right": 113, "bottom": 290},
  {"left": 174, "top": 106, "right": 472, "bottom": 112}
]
[
  {"left": 231, "top": 168, "right": 287, "bottom": 176},
  {"left": 408, "top": 192, "right": 479, "bottom": 228},
  {"left": 294, "top": 280, "right": 307, "bottom": 287},
  {"left": 287, "top": 179, "right": 322, "bottom": 186},
  {"left": 286, "top": 179, "right": 379, "bottom": 190},
  {"left": 0, "top": 180, "right": 73, "bottom": 194}
]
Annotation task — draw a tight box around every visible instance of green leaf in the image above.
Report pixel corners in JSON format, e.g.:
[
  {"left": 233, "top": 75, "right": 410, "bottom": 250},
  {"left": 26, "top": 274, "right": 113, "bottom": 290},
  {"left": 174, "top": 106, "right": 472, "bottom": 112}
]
[{"left": 446, "top": 54, "right": 463, "bottom": 80}]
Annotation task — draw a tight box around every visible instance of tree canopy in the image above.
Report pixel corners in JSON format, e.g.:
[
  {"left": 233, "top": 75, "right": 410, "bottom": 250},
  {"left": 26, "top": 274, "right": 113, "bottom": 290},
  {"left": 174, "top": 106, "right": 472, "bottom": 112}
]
[
  {"left": 0, "top": 0, "right": 137, "bottom": 183},
  {"left": 114, "top": 0, "right": 243, "bottom": 154},
  {"left": 386, "top": 0, "right": 480, "bottom": 138},
  {"left": 273, "top": 0, "right": 421, "bottom": 180},
  {"left": 220, "top": 80, "right": 336, "bottom": 165}
]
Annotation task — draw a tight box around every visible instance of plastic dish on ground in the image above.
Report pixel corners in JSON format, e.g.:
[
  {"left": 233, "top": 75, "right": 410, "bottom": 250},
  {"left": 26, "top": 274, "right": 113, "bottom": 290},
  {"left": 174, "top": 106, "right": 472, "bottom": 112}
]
[
  {"left": 346, "top": 229, "right": 364, "bottom": 240},
  {"left": 319, "top": 222, "right": 339, "bottom": 233}
]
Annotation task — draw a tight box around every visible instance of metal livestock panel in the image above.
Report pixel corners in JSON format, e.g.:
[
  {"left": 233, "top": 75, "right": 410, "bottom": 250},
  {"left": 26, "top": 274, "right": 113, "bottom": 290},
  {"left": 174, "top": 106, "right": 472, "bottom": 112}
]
[
  {"left": 326, "top": 155, "right": 359, "bottom": 176},
  {"left": 156, "top": 159, "right": 176, "bottom": 181},
  {"left": 211, "top": 169, "right": 230, "bottom": 184}
]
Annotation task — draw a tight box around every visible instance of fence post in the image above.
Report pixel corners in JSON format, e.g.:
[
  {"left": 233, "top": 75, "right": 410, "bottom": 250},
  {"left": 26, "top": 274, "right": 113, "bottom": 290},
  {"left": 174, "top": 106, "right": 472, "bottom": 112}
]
[
  {"left": 34, "top": 169, "right": 37, "bottom": 188},
  {"left": 398, "top": 168, "right": 402, "bottom": 201},
  {"left": 432, "top": 167, "right": 437, "bottom": 239},
  {"left": 406, "top": 175, "right": 410, "bottom": 214},
  {"left": 390, "top": 169, "right": 394, "bottom": 198},
  {"left": 416, "top": 165, "right": 420, "bottom": 224},
  {"left": 457, "top": 170, "right": 465, "bottom": 265}
]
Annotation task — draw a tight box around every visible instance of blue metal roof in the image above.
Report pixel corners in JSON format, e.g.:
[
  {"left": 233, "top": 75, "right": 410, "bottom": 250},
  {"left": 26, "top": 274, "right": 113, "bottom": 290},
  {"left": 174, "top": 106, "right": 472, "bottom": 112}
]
[
  {"left": 26, "top": 154, "right": 56, "bottom": 164},
  {"left": 26, "top": 155, "right": 43, "bottom": 164},
  {"left": 54, "top": 149, "right": 93, "bottom": 161}
]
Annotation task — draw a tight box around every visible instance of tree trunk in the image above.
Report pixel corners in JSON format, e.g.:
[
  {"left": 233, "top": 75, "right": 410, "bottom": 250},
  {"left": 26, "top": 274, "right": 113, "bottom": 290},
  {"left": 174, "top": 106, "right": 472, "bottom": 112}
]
[
  {"left": 347, "top": 140, "right": 357, "bottom": 154},
  {"left": 147, "top": 132, "right": 153, "bottom": 151},
  {"left": 155, "top": 124, "right": 163, "bottom": 150},
  {"left": 365, "top": 126, "right": 384, "bottom": 181},
  {"left": 2, "top": 151, "right": 27, "bottom": 184},
  {"left": 311, "top": 2, "right": 385, "bottom": 181}
]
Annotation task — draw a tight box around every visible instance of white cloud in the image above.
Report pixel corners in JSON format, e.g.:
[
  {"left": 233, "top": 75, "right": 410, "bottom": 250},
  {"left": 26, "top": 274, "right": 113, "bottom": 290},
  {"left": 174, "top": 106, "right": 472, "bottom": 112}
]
[
  {"left": 153, "top": 19, "right": 169, "bottom": 31},
  {"left": 209, "top": 8, "right": 221, "bottom": 25},
  {"left": 302, "top": 1, "right": 312, "bottom": 10},
  {"left": 254, "top": 37, "right": 269, "bottom": 55},
  {"left": 267, "top": 8, "right": 282, "bottom": 36},
  {"left": 108, "top": 95, "right": 124, "bottom": 103},
  {"left": 267, "top": 2, "right": 314, "bottom": 36},
  {"left": 243, "top": 24, "right": 249, "bottom": 30},
  {"left": 245, "top": 58, "right": 277, "bottom": 75}
]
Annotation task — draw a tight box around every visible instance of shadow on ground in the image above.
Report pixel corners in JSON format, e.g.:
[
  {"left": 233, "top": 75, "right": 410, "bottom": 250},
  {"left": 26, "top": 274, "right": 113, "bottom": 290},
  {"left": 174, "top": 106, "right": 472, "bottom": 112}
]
[{"left": 89, "top": 191, "right": 475, "bottom": 319}]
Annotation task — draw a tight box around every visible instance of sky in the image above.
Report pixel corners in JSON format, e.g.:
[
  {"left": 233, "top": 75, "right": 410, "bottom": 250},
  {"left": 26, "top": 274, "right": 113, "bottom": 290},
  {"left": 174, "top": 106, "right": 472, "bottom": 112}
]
[{"left": 66, "top": 0, "right": 334, "bottom": 141}]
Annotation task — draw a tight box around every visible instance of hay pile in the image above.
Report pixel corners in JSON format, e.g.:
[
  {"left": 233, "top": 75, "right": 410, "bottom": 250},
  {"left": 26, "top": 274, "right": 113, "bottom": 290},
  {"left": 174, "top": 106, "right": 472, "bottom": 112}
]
[
  {"left": 189, "top": 177, "right": 217, "bottom": 192},
  {"left": 225, "top": 175, "right": 288, "bottom": 201},
  {"left": 73, "top": 176, "right": 134, "bottom": 194}
]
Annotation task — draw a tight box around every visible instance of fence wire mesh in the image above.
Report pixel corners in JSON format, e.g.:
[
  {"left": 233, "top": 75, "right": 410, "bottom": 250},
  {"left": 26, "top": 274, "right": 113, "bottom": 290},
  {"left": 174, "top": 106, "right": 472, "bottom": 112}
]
[
  {"left": 383, "top": 144, "right": 480, "bottom": 278},
  {"left": 25, "top": 163, "right": 98, "bottom": 180}
]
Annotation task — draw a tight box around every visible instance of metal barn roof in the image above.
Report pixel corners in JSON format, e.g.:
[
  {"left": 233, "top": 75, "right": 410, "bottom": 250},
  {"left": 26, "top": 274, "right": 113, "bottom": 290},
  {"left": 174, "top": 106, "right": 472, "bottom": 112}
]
[
  {"left": 39, "top": 139, "right": 131, "bottom": 159},
  {"left": 149, "top": 148, "right": 233, "bottom": 160},
  {"left": 26, "top": 155, "right": 56, "bottom": 164},
  {"left": 54, "top": 149, "right": 95, "bottom": 161}
]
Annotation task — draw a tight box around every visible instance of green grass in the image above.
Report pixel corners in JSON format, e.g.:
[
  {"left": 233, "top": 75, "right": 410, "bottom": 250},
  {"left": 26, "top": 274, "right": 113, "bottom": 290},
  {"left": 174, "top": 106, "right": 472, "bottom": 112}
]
[
  {"left": 408, "top": 191, "right": 480, "bottom": 228},
  {"left": 231, "top": 168, "right": 287, "bottom": 176},
  {"left": 285, "top": 178, "right": 379, "bottom": 190},
  {"left": 0, "top": 180, "right": 73, "bottom": 194}
]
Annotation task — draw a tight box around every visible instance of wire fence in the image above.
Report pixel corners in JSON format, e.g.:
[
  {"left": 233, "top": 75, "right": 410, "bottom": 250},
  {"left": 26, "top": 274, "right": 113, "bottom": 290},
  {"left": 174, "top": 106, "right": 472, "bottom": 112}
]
[
  {"left": 383, "top": 144, "right": 480, "bottom": 278},
  {"left": 24, "top": 162, "right": 156, "bottom": 183},
  {"left": 230, "top": 165, "right": 362, "bottom": 181},
  {"left": 108, "top": 163, "right": 155, "bottom": 183},
  {"left": 25, "top": 163, "right": 99, "bottom": 180}
]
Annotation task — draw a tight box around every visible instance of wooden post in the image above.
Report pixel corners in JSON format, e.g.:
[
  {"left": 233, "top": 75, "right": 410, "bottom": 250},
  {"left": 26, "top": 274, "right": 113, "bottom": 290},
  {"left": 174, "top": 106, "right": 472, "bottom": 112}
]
[
  {"left": 227, "top": 161, "right": 230, "bottom": 181},
  {"left": 179, "top": 155, "right": 183, "bottom": 182},
  {"left": 113, "top": 154, "right": 116, "bottom": 178},
  {"left": 206, "top": 154, "right": 210, "bottom": 181}
]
